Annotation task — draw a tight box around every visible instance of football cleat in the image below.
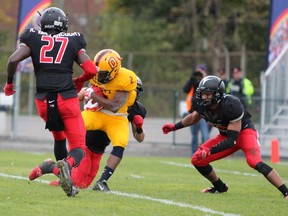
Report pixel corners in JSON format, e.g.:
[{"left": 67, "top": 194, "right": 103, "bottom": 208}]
[
  {"left": 29, "top": 159, "right": 56, "bottom": 180},
  {"left": 57, "top": 160, "right": 78, "bottom": 197},
  {"left": 92, "top": 180, "right": 110, "bottom": 192},
  {"left": 201, "top": 184, "right": 228, "bottom": 193},
  {"left": 284, "top": 193, "right": 288, "bottom": 199}
]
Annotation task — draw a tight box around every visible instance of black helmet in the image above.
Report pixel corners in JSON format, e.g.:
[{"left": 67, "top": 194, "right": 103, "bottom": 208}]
[
  {"left": 196, "top": 75, "right": 225, "bottom": 106},
  {"left": 136, "top": 76, "right": 144, "bottom": 100},
  {"left": 40, "top": 7, "right": 68, "bottom": 32}
]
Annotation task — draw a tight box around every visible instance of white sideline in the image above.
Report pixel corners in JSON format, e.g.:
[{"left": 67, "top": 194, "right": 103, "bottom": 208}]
[{"left": 0, "top": 172, "right": 240, "bottom": 216}]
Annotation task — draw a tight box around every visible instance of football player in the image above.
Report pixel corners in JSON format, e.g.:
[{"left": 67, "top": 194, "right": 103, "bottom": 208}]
[
  {"left": 29, "top": 77, "right": 146, "bottom": 189},
  {"left": 82, "top": 49, "right": 138, "bottom": 191},
  {"left": 162, "top": 75, "right": 288, "bottom": 199},
  {"left": 3, "top": 7, "right": 98, "bottom": 197}
]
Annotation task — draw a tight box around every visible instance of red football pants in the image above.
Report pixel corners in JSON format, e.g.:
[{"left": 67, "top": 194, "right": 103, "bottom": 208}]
[
  {"left": 71, "top": 147, "right": 103, "bottom": 188},
  {"left": 191, "top": 128, "right": 262, "bottom": 169},
  {"left": 35, "top": 95, "right": 86, "bottom": 151}
]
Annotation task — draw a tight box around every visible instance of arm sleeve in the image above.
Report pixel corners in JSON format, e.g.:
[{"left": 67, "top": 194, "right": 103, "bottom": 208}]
[{"left": 210, "top": 130, "right": 239, "bottom": 154}]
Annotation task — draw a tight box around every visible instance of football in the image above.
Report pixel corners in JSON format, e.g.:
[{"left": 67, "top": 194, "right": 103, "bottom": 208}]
[{"left": 84, "top": 99, "right": 103, "bottom": 111}]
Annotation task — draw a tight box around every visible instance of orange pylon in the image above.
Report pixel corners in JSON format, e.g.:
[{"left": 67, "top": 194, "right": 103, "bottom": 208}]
[{"left": 270, "top": 139, "right": 280, "bottom": 163}]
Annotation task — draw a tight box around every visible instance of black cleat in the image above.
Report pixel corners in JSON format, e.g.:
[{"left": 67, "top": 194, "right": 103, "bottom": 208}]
[
  {"left": 57, "top": 160, "right": 78, "bottom": 197},
  {"left": 92, "top": 180, "right": 110, "bottom": 192},
  {"left": 201, "top": 184, "right": 228, "bottom": 193}
]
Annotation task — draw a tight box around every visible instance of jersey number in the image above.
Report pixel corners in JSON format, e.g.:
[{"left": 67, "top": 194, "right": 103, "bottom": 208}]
[{"left": 40, "top": 36, "right": 68, "bottom": 63}]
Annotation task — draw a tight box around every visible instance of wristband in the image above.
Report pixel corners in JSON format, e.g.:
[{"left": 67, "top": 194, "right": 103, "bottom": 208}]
[
  {"left": 175, "top": 121, "right": 184, "bottom": 130},
  {"left": 7, "top": 77, "right": 14, "bottom": 84},
  {"left": 136, "top": 128, "right": 143, "bottom": 134}
]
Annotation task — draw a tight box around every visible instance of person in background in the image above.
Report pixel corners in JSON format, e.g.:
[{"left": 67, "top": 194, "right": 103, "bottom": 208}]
[
  {"left": 183, "top": 64, "right": 210, "bottom": 155},
  {"left": 3, "top": 7, "right": 98, "bottom": 197},
  {"left": 216, "top": 68, "right": 229, "bottom": 90},
  {"left": 226, "top": 67, "right": 254, "bottom": 109},
  {"left": 162, "top": 75, "right": 288, "bottom": 199}
]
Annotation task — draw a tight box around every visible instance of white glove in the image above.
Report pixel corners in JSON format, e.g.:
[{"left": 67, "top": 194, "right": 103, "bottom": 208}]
[
  {"left": 84, "top": 99, "right": 103, "bottom": 112},
  {"left": 84, "top": 87, "right": 94, "bottom": 101}
]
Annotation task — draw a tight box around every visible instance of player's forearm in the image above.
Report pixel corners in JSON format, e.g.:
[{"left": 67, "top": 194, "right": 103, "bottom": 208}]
[
  {"left": 134, "top": 131, "right": 145, "bottom": 142},
  {"left": 132, "top": 127, "right": 145, "bottom": 142},
  {"left": 91, "top": 91, "right": 127, "bottom": 113},
  {"left": 6, "top": 62, "right": 17, "bottom": 83}
]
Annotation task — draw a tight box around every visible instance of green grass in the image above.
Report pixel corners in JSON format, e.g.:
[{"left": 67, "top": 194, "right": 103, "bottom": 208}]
[{"left": 0, "top": 151, "right": 287, "bottom": 216}]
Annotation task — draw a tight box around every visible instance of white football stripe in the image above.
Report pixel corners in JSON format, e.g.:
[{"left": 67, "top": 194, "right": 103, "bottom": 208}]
[{"left": 0, "top": 172, "right": 239, "bottom": 216}]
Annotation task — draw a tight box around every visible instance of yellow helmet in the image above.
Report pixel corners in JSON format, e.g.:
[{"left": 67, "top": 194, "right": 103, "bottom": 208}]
[{"left": 93, "top": 49, "right": 122, "bottom": 84}]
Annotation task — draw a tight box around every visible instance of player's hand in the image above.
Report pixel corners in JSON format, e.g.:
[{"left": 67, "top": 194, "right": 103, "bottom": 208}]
[
  {"left": 84, "top": 86, "right": 104, "bottom": 101},
  {"left": 3, "top": 82, "right": 16, "bottom": 96},
  {"left": 195, "top": 146, "right": 210, "bottom": 159},
  {"left": 162, "top": 123, "right": 176, "bottom": 134},
  {"left": 84, "top": 87, "right": 95, "bottom": 100},
  {"left": 133, "top": 115, "right": 143, "bottom": 128},
  {"left": 73, "top": 77, "right": 85, "bottom": 93}
]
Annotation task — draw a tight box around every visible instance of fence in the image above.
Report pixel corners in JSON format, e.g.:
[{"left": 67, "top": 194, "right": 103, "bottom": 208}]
[{"left": 259, "top": 44, "right": 288, "bottom": 157}]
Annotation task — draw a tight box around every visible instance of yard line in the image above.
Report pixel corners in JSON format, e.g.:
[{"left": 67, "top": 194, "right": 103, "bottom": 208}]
[
  {"left": 163, "top": 161, "right": 259, "bottom": 177},
  {"left": 0, "top": 172, "right": 240, "bottom": 216},
  {"left": 130, "top": 174, "right": 144, "bottom": 179},
  {"left": 0, "top": 172, "right": 50, "bottom": 184},
  {"left": 111, "top": 191, "right": 240, "bottom": 216}
]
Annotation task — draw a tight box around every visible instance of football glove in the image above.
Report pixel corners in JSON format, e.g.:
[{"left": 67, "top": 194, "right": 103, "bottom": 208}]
[
  {"left": 133, "top": 115, "right": 143, "bottom": 129},
  {"left": 162, "top": 123, "right": 176, "bottom": 134},
  {"left": 195, "top": 146, "right": 210, "bottom": 159},
  {"left": 84, "top": 86, "right": 104, "bottom": 101},
  {"left": 3, "top": 82, "right": 16, "bottom": 96}
]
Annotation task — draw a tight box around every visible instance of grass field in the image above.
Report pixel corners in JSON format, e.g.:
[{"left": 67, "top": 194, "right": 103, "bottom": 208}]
[{"left": 0, "top": 150, "right": 287, "bottom": 216}]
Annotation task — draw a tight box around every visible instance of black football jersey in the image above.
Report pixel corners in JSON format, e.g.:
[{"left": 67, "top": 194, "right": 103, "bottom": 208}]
[
  {"left": 192, "top": 94, "right": 255, "bottom": 135},
  {"left": 20, "top": 28, "right": 87, "bottom": 99}
]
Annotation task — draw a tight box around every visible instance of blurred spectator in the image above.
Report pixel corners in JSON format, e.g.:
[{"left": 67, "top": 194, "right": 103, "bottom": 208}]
[
  {"left": 216, "top": 68, "right": 229, "bottom": 90},
  {"left": 183, "top": 64, "right": 210, "bottom": 155},
  {"left": 226, "top": 67, "right": 254, "bottom": 109}
]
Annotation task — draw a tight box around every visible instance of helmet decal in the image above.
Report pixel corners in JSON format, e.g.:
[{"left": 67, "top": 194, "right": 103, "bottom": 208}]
[{"left": 108, "top": 57, "right": 119, "bottom": 69}]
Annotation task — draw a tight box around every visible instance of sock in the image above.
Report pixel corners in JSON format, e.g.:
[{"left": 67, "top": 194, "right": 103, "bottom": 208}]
[
  {"left": 212, "top": 178, "right": 227, "bottom": 192},
  {"left": 98, "top": 166, "right": 114, "bottom": 182},
  {"left": 278, "top": 184, "right": 288, "bottom": 196},
  {"left": 54, "top": 139, "right": 67, "bottom": 161}
]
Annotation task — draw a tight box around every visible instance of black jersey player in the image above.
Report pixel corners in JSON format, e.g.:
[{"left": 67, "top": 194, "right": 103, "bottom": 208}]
[
  {"left": 162, "top": 75, "right": 288, "bottom": 199},
  {"left": 4, "top": 7, "right": 98, "bottom": 197}
]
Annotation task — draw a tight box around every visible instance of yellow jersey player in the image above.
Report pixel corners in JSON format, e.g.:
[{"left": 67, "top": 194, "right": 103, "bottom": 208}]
[{"left": 82, "top": 49, "right": 137, "bottom": 191}]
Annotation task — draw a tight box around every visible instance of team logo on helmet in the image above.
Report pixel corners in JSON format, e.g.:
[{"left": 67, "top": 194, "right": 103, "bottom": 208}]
[{"left": 108, "top": 57, "right": 119, "bottom": 69}]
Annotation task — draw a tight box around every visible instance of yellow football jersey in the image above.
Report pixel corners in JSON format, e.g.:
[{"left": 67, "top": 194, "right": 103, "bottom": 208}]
[{"left": 89, "top": 67, "right": 137, "bottom": 114}]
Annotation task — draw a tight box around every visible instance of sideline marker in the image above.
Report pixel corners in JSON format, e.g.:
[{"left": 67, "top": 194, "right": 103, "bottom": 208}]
[{"left": 270, "top": 138, "right": 280, "bottom": 163}]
